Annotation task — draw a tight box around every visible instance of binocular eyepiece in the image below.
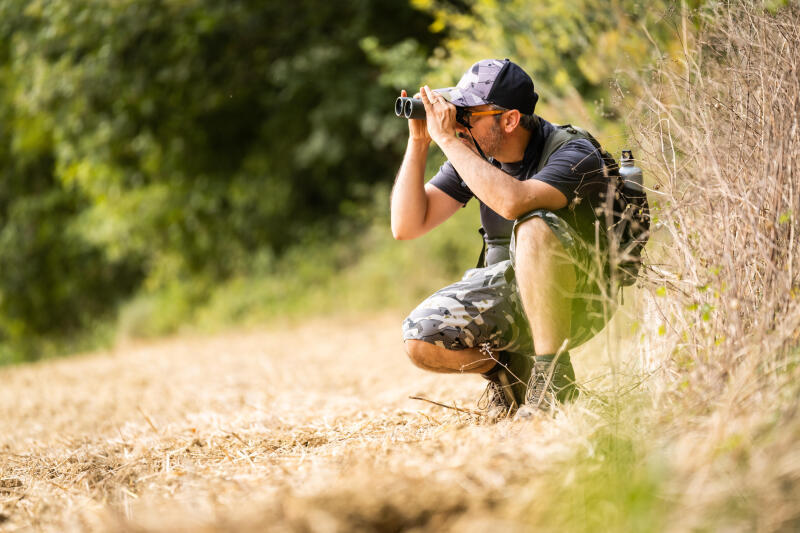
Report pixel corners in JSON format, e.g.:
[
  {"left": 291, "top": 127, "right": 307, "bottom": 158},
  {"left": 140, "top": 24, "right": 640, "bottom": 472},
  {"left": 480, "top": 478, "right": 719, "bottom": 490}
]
[{"left": 394, "top": 96, "right": 468, "bottom": 125}]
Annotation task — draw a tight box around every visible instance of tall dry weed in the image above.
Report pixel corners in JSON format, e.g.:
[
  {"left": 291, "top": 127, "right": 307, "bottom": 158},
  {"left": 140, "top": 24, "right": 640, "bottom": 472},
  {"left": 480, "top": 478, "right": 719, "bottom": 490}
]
[
  {"left": 634, "top": 0, "right": 800, "bottom": 398},
  {"left": 629, "top": 2, "right": 800, "bottom": 529}
]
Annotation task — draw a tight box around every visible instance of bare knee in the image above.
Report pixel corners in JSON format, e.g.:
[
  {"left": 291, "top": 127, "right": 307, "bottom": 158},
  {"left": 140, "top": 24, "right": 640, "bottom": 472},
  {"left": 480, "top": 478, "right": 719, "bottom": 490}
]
[
  {"left": 514, "top": 216, "right": 576, "bottom": 292},
  {"left": 515, "top": 217, "right": 560, "bottom": 256}
]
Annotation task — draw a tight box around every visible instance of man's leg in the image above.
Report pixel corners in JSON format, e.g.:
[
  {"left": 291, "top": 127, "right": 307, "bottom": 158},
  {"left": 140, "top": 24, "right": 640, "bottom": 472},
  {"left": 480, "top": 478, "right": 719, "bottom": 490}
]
[
  {"left": 401, "top": 260, "right": 535, "bottom": 411},
  {"left": 513, "top": 217, "right": 576, "bottom": 354},
  {"left": 513, "top": 215, "right": 579, "bottom": 409},
  {"left": 404, "top": 340, "right": 495, "bottom": 374},
  {"left": 404, "top": 340, "right": 532, "bottom": 416}
]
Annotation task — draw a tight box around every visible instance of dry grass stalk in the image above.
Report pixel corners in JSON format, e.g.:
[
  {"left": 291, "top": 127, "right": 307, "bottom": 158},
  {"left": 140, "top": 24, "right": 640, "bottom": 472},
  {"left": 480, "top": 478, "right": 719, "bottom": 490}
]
[
  {"left": 630, "top": 1, "right": 800, "bottom": 530},
  {"left": 637, "top": 1, "right": 800, "bottom": 374}
]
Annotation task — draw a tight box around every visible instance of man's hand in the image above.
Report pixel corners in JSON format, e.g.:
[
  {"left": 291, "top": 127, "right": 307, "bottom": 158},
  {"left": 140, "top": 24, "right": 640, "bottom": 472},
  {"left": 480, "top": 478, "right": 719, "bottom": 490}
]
[
  {"left": 401, "top": 89, "right": 431, "bottom": 145},
  {"left": 420, "top": 85, "right": 458, "bottom": 146}
]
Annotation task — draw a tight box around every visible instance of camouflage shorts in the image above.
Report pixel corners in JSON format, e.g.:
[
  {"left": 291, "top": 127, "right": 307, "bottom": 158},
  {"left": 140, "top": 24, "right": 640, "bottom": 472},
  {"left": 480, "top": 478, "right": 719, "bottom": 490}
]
[{"left": 402, "top": 209, "right": 612, "bottom": 353}]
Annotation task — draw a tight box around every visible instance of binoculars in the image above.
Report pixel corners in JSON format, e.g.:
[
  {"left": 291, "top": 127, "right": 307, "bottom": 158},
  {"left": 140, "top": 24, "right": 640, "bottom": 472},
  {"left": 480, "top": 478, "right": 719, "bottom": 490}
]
[
  {"left": 395, "top": 96, "right": 467, "bottom": 125},
  {"left": 394, "top": 97, "right": 426, "bottom": 120}
]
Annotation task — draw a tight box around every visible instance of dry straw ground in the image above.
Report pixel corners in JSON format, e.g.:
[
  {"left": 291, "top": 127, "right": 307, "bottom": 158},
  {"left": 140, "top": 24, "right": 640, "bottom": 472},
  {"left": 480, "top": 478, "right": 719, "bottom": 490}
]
[{"left": 0, "top": 313, "right": 626, "bottom": 533}]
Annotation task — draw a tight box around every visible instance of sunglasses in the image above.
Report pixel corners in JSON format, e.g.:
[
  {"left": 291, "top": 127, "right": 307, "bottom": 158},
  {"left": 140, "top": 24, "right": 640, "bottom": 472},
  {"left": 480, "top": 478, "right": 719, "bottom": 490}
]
[{"left": 456, "top": 108, "right": 505, "bottom": 127}]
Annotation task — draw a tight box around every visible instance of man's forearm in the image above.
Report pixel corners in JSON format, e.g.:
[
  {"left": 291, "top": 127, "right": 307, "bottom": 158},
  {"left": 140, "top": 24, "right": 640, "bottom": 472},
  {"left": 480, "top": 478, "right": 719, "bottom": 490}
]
[
  {"left": 438, "top": 137, "right": 526, "bottom": 220},
  {"left": 390, "top": 139, "right": 430, "bottom": 239}
]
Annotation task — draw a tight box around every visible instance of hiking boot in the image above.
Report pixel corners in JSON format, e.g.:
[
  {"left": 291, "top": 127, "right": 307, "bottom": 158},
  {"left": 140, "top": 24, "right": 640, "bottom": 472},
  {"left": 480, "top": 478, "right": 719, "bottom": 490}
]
[
  {"left": 478, "top": 377, "right": 514, "bottom": 420},
  {"left": 477, "top": 347, "right": 534, "bottom": 419},
  {"left": 503, "top": 350, "right": 534, "bottom": 406},
  {"left": 524, "top": 352, "right": 579, "bottom": 412}
]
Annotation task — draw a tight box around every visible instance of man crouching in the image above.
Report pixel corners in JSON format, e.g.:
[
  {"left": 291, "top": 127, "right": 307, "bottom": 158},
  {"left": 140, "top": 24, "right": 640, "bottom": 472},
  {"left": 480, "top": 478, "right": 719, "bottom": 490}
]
[{"left": 391, "top": 59, "right": 615, "bottom": 417}]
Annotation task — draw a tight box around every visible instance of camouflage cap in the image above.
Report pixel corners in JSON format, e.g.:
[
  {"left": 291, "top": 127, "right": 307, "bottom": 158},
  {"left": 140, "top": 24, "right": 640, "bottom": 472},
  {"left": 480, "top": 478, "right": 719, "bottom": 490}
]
[{"left": 437, "top": 59, "right": 538, "bottom": 115}]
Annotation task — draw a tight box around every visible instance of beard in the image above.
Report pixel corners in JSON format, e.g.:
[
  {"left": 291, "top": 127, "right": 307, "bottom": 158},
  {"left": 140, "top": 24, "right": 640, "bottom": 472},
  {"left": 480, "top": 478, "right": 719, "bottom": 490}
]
[
  {"left": 479, "top": 121, "right": 504, "bottom": 157},
  {"left": 461, "top": 121, "right": 504, "bottom": 158},
  {"left": 456, "top": 120, "right": 505, "bottom": 158}
]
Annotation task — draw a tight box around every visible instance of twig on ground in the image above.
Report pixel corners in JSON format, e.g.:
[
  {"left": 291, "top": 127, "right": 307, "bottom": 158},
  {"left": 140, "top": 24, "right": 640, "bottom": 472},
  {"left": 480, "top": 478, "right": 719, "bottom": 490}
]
[{"left": 408, "top": 396, "right": 483, "bottom": 417}]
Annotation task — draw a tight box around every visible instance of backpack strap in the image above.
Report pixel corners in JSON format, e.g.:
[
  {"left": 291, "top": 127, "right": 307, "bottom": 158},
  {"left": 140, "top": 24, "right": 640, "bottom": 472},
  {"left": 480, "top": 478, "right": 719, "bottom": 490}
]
[
  {"left": 476, "top": 227, "right": 487, "bottom": 268},
  {"left": 535, "top": 126, "right": 582, "bottom": 173},
  {"left": 537, "top": 124, "right": 619, "bottom": 176}
]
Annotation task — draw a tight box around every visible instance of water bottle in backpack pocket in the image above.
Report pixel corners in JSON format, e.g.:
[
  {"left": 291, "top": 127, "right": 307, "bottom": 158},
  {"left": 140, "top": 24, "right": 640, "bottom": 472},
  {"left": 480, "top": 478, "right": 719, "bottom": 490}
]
[{"left": 613, "top": 150, "right": 650, "bottom": 286}]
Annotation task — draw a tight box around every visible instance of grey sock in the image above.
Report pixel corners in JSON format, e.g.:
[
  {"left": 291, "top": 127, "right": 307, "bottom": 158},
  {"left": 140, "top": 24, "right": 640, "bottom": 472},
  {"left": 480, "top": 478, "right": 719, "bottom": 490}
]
[{"left": 534, "top": 351, "right": 571, "bottom": 365}]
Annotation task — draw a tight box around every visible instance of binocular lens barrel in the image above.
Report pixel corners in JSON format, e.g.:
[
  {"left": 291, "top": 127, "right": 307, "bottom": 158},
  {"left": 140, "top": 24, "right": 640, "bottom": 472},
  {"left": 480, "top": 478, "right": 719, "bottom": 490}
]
[{"left": 394, "top": 97, "right": 426, "bottom": 120}]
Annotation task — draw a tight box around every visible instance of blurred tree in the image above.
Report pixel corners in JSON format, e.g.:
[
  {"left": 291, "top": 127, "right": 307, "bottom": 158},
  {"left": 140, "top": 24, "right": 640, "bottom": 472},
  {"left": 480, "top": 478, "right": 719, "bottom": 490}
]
[
  {"left": 422, "top": 0, "right": 681, "bottom": 93},
  {"left": 0, "top": 0, "right": 444, "bottom": 360},
  {"left": 373, "top": 0, "right": 689, "bottom": 141}
]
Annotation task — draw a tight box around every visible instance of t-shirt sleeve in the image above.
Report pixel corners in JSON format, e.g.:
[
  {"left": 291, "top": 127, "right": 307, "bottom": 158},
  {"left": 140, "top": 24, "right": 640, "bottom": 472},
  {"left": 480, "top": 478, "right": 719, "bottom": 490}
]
[
  {"left": 530, "top": 139, "right": 605, "bottom": 201},
  {"left": 428, "top": 161, "right": 474, "bottom": 205}
]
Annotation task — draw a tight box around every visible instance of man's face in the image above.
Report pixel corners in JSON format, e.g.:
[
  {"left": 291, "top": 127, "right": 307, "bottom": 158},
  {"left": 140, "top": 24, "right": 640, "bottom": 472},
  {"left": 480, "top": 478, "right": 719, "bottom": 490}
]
[{"left": 455, "top": 105, "right": 506, "bottom": 157}]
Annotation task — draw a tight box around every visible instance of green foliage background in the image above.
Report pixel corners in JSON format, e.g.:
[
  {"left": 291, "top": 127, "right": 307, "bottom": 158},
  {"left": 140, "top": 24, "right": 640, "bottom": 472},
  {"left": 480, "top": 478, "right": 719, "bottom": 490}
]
[
  {"left": 0, "top": 0, "right": 682, "bottom": 363},
  {"left": 0, "top": 0, "right": 449, "bottom": 362}
]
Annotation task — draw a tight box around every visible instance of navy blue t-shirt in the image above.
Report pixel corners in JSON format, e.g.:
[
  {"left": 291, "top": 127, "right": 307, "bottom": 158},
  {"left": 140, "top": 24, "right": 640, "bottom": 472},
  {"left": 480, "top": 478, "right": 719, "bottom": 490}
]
[{"left": 429, "top": 118, "right": 608, "bottom": 247}]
